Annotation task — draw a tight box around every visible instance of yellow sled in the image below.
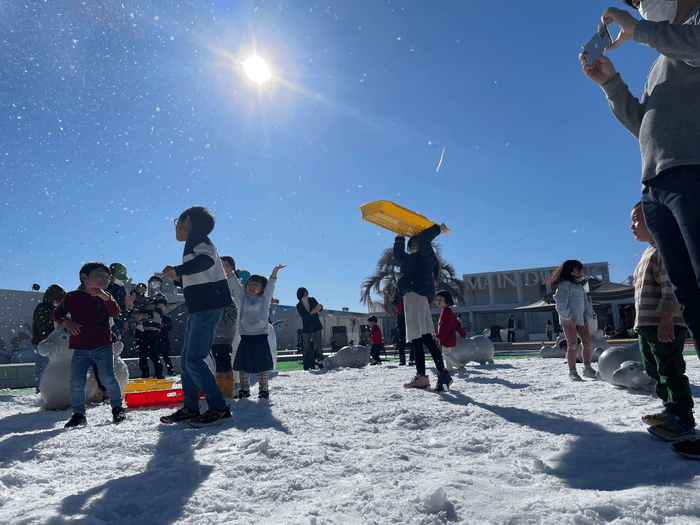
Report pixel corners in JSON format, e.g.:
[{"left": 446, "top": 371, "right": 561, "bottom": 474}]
[
  {"left": 359, "top": 200, "right": 450, "bottom": 237},
  {"left": 123, "top": 378, "right": 177, "bottom": 393}
]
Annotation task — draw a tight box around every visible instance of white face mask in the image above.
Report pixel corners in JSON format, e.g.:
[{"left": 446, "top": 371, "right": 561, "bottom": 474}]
[
  {"left": 638, "top": 0, "right": 677, "bottom": 22},
  {"left": 149, "top": 282, "right": 160, "bottom": 290}
]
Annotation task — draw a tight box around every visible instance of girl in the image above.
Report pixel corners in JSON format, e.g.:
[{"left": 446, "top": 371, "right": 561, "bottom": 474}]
[
  {"left": 435, "top": 290, "right": 467, "bottom": 376},
  {"left": 230, "top": 264, "right": 285, "bottom": 399},
  {"left": 394, "top": 222, "right": 452, "bottom": 391},
  {"left": 545, "top": 320, "right": 554, "bottom": 341},
  {"left": 545, "top": 260, "right": 596, "bottom": 381}
]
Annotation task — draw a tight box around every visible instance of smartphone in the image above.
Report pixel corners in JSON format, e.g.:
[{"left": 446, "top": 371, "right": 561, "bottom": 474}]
[{"left": 582, "top": 26, "right": 612, "bottom": 64}]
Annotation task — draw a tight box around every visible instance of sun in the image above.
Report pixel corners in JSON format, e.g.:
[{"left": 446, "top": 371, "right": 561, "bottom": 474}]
[{"left": 242, "top": 55, "right": 272, "bottom": 84}]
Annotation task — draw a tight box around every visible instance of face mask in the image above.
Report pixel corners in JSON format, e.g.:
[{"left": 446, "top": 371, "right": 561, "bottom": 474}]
[
  {"left": 638, "top": 0, "right": 677, "bottom": 22},
  {"left": 149, "top": 282, "right": 160, "bottom": 290},
  {"left": 407, "top": 248, "right": 418, "bottom": 254}
]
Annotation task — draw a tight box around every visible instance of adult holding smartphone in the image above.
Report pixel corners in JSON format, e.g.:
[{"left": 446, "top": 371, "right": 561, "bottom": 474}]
[{"left": 579, "top": 0, "right": 700, "bottom": 458}]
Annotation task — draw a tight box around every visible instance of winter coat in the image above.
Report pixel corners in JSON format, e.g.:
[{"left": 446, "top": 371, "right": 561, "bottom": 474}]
[
  {"left": 297, "top": 297, "right": 323, "bottom": 333},
  {"left": 32, "top": 284, "right": 66, "bottom": 344},
  {"left": 393, "top": 223, "right": 441, "bottom": 303},
  {"left": 436, "top": 307, "right": 466, "bottom": 348}
]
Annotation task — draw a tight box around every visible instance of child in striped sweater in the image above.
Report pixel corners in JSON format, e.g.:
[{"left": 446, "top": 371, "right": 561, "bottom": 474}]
[{"left": 631, "top": 201, "right": 695, "bottom": 442}]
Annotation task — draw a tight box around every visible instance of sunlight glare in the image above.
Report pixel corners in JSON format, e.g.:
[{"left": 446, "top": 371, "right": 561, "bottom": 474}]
[{"left": 242, "top": 55, "right": 272, "bottom": 84}]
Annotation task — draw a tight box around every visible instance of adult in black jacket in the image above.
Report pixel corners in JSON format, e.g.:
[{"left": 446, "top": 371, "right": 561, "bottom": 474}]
[
  {"left": 394, "top": 222, "right": 451, "bottom": 391},
  {"left": 296, "top": 287, "right": 324, "bottom": 370}
]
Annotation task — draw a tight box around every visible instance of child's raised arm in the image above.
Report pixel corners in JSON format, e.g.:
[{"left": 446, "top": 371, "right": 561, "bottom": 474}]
[{"left": 271, "top": 265, "right": 286, "bottom": 279}]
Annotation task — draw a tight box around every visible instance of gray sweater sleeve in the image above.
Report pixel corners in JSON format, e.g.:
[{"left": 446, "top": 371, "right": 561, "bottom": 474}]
[
  {"left": 600, "top": 74, "right": 645, "bottom": 140},
  {"left": 633, "top": 15, "right": 700, "bottom": 67}
]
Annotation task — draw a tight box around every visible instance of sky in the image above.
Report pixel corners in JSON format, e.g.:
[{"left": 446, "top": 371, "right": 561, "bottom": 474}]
[
  {"left": 1, "top": 0, "right": 662, "bottom": 312},
  {"left": 2, "top": 353, "right": 700, "bottom": 523}
]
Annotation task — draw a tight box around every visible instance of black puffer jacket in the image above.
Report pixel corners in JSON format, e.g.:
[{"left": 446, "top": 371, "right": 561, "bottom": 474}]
[{"left": 393, "top": 224, "right": 440, "bottom": 303}]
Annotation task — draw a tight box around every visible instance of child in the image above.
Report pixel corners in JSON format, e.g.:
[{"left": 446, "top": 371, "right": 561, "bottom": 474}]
[
  {"left": 367, "top": 315, "right": 384, "bottom": 365},
  {"left": 133, "top": 276, "right": 166, "bottom": 379},
  {"left": 630, "top": 201, "right": 696, "bottom": 441},
  {"left": 435, "top": 290, "right": 467, "bottom": 376},
  {"left": 545, "top": 259, "right": 596, "bottom": 382},
  {"left": 211, "top": 255, "right": 240, "bottom": 398},
  {"left": 32, "top": 284, "right": 66, "bottom": 393},
  {"left": 394, "top": 222, "right": 452, "bottom": 391},
  {"left": 230, "top": 265, "right": 285, "bottom": 400},
  {"left": 53, "top": 263, "right": 126, "bottom": 427},
  {"left": 161, "top": 205, "right": 234, "bottom": 428}
]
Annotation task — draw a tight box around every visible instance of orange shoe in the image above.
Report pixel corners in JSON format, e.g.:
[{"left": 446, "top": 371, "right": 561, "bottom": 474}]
[{"left": 403, "top": 374, "right": 430, "bottom": 389}]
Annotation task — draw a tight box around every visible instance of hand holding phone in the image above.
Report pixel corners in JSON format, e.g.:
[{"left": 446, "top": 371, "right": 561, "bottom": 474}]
[{"left": 582, "top": 26, "right": 612, "bottom": 65}]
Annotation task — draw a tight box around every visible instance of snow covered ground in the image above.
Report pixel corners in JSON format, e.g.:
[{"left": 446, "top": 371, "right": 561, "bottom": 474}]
[{"left": 2, "top": 355, "right": 700, "bottom": 525}]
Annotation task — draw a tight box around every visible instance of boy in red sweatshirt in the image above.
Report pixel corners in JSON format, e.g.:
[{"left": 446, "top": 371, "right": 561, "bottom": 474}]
[
  {"left": 367, "top": 315, "right": 384, "bottom": 365},
  {"left": 435, "top": 290, "right": 467, "bottom": 379},
  {"left": 54, "top": 262, "right": 125, "bottom": 428}
]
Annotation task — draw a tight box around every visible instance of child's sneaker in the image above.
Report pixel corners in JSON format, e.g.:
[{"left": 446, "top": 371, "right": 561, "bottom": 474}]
[
  {"left": 582, "top": 365, "right": 597, "bottom": 379},
  {"left": 258, "top": 390, "right": 270, "bottom": 399},
  {"left": 403, "top": 374, "right": 430, "bottom": 390},
  {"left": 188, "top": 406, "right": 232, "bottom": 428},
  {"left": 671, "top": 438, "right": 700, "bottom": 459},
  {"left": 160, "top": 406, "right": 200, "bottom": 424},
  {"left": 642, "top": 411, "right": 668, "bottom": 427},
  {"left": 569, "top": 370, "right": 583, "bottom": 382},
  {"left": 112, "top": 406, "right": 127, "bottom": 424},
  {"left": 647, "top": 414, "right": 696, "bottom": 442},
  {"left": 64, "top": 413, "right": 87, "bottom": 428},
  {"left": 233, "top": 389, "right": 251, "bottom": 400}
]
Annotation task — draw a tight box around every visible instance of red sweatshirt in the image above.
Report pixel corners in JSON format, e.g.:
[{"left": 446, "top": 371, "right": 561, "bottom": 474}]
[
  {"left": 369, "top": 324, "right": 383, "bottom": 345},
  {"left": 53, "top": 290, "right": 120, "bottom": 350},
  {"left": 436, "top": 307, "right": 466, "bottom": 348}
]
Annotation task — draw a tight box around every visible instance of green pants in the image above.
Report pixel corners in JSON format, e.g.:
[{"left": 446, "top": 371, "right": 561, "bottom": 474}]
[{"left": 638, "top": 325, "right": 695, "bottom": 427}]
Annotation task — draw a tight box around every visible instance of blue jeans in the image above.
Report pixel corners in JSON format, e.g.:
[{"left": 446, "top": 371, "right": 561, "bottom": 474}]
[
  {"left": 642, "top": 165, "right": 700, "bottom": 360},
  {"left": 34, "top": 345, "right": 49, "bottom": 393},
  {"left": 181, "top": 308, "right": 226, "bottom": 412},
  {"left": 70, "top": 345, "right": 123, "bottom": 415}
]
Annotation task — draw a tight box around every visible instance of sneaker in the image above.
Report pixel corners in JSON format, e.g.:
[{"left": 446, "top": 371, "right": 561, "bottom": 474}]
[
  {"left": 64, "top": 413, "right": 87, "bottom": 428},
  {"left": 188, "top": 406, "right": 232, "bottom": 428},
  {"left": 457, "top": 366, "right": 467, "bottom": 375},
  {"left": 258, "top": 391, "right": 269, "bottom": 399},
  {"left": 569, "top": 370, "right": 583, "bottom": 382},
  {"left": 582, "top": 366, "right": 597, "bottom": 379},
  {"left": 647, "top": 414, "right": 696, "bottom": 442},
  {"left": 439, "top": 369, "right": 453, "bottom": 392},
  {"left": 160, "top": 406, "right": 200, "bottom": 424},
  {"left": 403, "top": 374, "right": 430, "bottom": 390},
  {"left": 671, "top": 438, "right": 700, "bottom": 459},
  {"left": 112, "top": 406, "right": 126, "bottom": 424},
  {"left": 370, "top": 360, "right": 382, "bottom": 366},
  {"left": 233, "top": 389, "right": 251, "bottom": 400},
  {"left": 642, "top": 411, "right": 668, "bottom": 427}
]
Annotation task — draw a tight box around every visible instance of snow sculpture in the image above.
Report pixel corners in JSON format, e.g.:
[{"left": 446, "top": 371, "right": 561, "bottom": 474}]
[
  {"left": 322, "top": 345, "right": 371, "bottom": 369},
  {"left": 540, "top": 344, "right": 565, "bottom": 358},
  {"left": 595, "top": 343, "right": 654, "bottom": 391},
  {"left": 37, "top": 328, "right": 129, "bottom": 410},
  {"left": 450, "top": 335, "right": 495, "bottom": 365}
]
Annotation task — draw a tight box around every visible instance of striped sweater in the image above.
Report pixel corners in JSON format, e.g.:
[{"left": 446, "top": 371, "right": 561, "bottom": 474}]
[
  {"left": 174, "top": 231, "right": 233, "bottom": 313},
  {"left": 633, "top": 244, "right": 686, "bottom": 329}
]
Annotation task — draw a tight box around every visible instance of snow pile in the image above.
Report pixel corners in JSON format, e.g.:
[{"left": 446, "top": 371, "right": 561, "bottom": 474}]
[{"left": 1, "top": 355, "right": 700, "bottom": 524}]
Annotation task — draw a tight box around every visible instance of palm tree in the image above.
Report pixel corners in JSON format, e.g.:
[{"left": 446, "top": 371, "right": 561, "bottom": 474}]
[{"left": 360, "top": 242, "right": 467, "bottom": 317}]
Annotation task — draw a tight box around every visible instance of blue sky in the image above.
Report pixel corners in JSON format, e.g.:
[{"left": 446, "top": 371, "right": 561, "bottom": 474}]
[{"left": 1, "top": 0, "right": 660, "bottom": 312}]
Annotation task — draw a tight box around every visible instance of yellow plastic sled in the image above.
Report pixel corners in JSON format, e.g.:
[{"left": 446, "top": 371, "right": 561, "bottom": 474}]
[
  {"left": 359, "top": 200, "right": 450, "bottom": 237},
  {"left": 123, "top": 378, "right": 177, "bottom": 393}
]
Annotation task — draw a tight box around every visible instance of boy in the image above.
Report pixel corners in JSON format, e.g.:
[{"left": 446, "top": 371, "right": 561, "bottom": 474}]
[
  {"left": 630, "top": 202, "right": 695, "bottom": 441},
  {"left": 367, "top": 315, "right": 384, "bottom": 365},
  {"left": 53, "top": 262, "right": 126, "bottom": 427},
  {"left": 161, "top": 205, "right": 233, "bottom": 427}
]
